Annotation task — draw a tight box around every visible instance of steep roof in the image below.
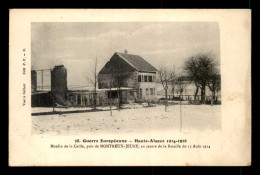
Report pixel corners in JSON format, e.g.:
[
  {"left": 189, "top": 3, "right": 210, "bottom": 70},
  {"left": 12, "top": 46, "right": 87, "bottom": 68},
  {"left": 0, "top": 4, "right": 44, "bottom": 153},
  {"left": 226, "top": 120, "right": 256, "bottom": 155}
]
[{"left": 116, "top": 52, "right": 158, "bottom": 72}]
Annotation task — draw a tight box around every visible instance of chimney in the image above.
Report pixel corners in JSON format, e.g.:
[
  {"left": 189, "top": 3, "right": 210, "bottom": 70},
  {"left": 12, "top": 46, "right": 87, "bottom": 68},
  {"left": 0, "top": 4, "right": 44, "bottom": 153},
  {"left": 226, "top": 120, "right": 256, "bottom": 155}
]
[{"left": 124, "top": 49, "right": 128, "bottom": 54}]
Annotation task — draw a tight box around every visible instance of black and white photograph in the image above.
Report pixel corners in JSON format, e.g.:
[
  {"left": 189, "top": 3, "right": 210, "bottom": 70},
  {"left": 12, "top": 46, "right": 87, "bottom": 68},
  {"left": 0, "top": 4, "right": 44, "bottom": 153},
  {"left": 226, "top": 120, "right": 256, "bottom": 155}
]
[
  {"left": 31, "top": 22, "right": 221, "bottom": 135},
  {"left": 9, "top": 9, "right": 251, "bottom": 166}
]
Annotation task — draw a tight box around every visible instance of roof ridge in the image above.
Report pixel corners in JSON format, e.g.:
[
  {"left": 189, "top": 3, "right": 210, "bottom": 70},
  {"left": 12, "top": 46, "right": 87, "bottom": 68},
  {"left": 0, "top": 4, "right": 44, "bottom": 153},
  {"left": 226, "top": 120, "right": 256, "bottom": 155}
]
[{"left": 117, "top": 52, "right": 140, "bottom": 56}]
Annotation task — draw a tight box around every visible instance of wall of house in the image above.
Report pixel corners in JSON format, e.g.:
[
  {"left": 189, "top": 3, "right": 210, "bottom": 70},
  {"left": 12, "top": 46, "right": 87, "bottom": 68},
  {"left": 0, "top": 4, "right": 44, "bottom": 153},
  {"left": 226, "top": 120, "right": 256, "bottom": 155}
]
[
  {"left": 106, "top": 89, "right": 136, "bottom": 105},
  {"left": 98, "top": 71, "right": 139, "bottom": 89},
  {"left": 99, "top": 71, "right": 158, "bottom": 102},
  {"left": 137, "top": 72, "right": 157, "bottom": 102},
  {"left": 98, "top": 53, "right": 158, "bottom": 102},
  {"left": 157, "top": 82, "right": 221, "bottom": 101},
  {"left": 99, "top": 53, "right": 136, "bottom": 74},
  {"left": 31, "top": 92, "right": 53, "bottom": 107},
  {"left": 138, "top": 83, "right": 157, "bottom": 102},
  {"left": 98, "top": 53, "right": 139, "bottom": 89}
]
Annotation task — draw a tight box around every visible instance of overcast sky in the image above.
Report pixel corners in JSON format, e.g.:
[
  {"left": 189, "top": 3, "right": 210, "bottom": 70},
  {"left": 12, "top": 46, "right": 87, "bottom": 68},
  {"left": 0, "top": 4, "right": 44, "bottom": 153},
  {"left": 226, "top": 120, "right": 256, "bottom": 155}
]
[{"left": 31, "top": 22, "right": 220, "bottom": 88}]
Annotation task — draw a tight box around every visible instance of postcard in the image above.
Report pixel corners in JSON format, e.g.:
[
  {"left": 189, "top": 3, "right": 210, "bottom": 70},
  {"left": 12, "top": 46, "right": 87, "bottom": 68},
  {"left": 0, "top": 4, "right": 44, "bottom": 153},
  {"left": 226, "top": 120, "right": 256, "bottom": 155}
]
[{"left": 9, "top": 9, "right": 251, "bottom": 166}]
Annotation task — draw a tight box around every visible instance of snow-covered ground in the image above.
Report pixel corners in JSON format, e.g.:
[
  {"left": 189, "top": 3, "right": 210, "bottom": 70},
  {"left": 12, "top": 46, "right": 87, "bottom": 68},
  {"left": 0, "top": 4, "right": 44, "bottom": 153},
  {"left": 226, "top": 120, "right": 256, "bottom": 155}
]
[
  {"left": 31, "top": 104, "right": 221, "bottom": 135},
  {"left": 31, "top": 103, "right": 146, "bottom": 113},
  {"left": 31, "top": 107, "right": 93, "bottom": 113}
]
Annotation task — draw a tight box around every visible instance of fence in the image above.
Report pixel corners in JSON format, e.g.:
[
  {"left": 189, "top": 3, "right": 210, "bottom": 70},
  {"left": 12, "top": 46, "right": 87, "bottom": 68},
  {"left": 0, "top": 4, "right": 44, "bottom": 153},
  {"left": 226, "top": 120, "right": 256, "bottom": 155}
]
[{"left": 160, "top": 94, "right": 221, "bottom": 103}]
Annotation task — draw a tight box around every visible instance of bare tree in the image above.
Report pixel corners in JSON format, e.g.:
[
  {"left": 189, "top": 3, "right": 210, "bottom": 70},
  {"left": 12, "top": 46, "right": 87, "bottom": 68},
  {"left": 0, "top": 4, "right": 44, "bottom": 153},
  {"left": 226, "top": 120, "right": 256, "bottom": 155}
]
[
  {"left": 169, "top": 67, "right": 178, "bottom": 100},
  {"left": 86, "top": 57, "right": 101, "bottom": 110},
  {"left": 176, "top": 72, "right": 188, "bottom": 132},
  {"left": 193, "top": 85, "right": 200, "bottom": 101},
  {"left": 101, "top": 59, "right": 132, "bottom": 112},
  {"left": 158, "top": 66, "right": 174, "bottom": 112},
  {"left": 184, "top": 52, "right": 216, "bottom": 104},
  {"left": 207, "top": 68, "right": 221, "bottom": 106},
  {"left": 108, "top": 71, "right": 114, "bottom": 116},
  {"left": 215, "top": 84, "right": 221, "bottom": 102},
  {"left": 176, "top": 74, "right": 188, "bottom": 101},
  {"left": 183, "top": 56, "right": 200, "bottom": 101}
]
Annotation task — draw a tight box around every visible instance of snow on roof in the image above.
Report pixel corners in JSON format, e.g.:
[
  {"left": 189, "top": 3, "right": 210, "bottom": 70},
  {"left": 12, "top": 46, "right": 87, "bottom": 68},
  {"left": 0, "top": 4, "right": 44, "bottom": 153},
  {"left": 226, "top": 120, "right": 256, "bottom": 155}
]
[
  {"left": 68, "top": 86, "right": 93, "bottom": 91},
  {"left": 68, "top": 87, "right": 134, "bottom": 92},
  {"left": 33, "top": 91, "right": 51, "bottom": 95},
  {"left": 97, "top": 87, "right": 134, "bottom": 91}
]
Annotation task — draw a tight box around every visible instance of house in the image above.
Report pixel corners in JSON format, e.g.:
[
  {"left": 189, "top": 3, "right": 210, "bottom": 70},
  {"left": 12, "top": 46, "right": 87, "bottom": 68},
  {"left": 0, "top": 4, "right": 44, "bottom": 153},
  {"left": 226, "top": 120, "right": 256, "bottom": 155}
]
[
  {"left": 98, "top": 51, "right": 158, "bottom": 103},
  {"left": 157, "top": 75, "right": 221, "bottom": 102}
]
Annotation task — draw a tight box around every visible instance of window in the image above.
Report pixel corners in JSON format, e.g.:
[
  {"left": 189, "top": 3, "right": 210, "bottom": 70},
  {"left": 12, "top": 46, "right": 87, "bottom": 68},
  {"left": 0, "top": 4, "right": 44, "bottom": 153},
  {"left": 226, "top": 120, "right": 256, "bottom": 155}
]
[
  {"left": 150, "top": 88, "right": 153, "bottom": 95},
  {"left": 146, "top": 88, "right": 149, "bottom": 95},
  {"left": 69, "top": 95, "right": 74, "bottom": 102},
  {"left": 138, "top": 75, "right": 142, "bottom": 82},
  {"left": 93, "top": 93, "right": 97, "bottom": 98},
  {"left": 77, "top": 94, "right": 81, "bottom": 105},
  {"left": 144, "top": 76, "right": 148, "bottom": 82},
  {"left": 84, "top": 96, "right": 89, "bottom": 106},
  {"left": 108, "top": 91, "right": 118, "bottom": 98},
  {"left": 139, "top": 88, "right": 142, "bottom": 99},
  {"left": 148, "top": 76, "right": 153, "bottom": 82},
  {"left": 150, "top": 88, "right": 156, "bottom": 95}
]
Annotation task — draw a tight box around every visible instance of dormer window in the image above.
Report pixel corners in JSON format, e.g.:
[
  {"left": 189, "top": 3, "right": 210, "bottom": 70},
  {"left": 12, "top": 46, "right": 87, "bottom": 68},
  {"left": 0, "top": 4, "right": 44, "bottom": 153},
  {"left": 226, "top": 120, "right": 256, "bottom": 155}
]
[
  {"left": 148, "top": 76, "right": 153, "bottom": 82},
  {"left": 144, "top": 76, "right": 148, "bottom": 82},
  {"left": 138, "top": 75, "right": 142, "bottom": 82}
]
